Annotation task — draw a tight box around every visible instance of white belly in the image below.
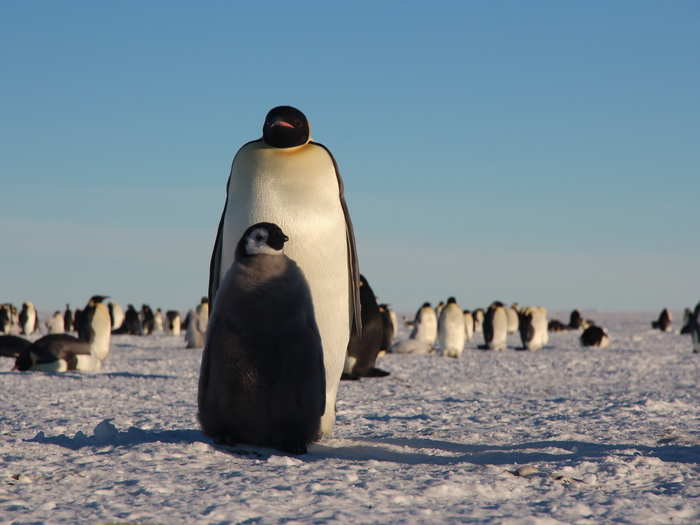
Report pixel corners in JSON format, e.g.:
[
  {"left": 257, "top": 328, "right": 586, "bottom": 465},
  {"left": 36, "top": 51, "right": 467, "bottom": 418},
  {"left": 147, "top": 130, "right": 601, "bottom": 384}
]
[
  {"left": 438, "top": 305, "right": 465, "bottom": 357},
  {"left": 220, "top": 142, "right": 350, "bottom": 436}
]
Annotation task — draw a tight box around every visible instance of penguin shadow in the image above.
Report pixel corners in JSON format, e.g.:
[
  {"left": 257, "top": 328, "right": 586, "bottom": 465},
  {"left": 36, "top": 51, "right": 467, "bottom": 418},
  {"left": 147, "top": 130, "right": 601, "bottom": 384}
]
[
  {"left": 27, "top": 425, "right": 208, "bottom": 450},
  {"left": 0, "top": 371, "right": 84, "bottom": 380},
  {"left": 100, "top": 371, "right": 177, "bottom": 380},
  {"left": 306, "top": 437, "right": 700, "bottom": 466}
]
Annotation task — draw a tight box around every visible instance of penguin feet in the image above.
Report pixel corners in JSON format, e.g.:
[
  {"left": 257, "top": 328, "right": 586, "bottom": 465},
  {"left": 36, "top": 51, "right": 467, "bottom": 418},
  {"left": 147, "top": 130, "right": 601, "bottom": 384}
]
[
  {"left": 340, "top": 372, "right": 361, "bottom": 380},
  {"left": 365, "top": 367, "right": 390, "bottom": 377}
]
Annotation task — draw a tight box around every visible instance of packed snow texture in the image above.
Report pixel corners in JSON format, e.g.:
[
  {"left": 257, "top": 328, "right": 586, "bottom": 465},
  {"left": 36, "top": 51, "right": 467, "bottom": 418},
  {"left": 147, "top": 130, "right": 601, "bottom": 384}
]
[{"left": 1, "top": 311, "right": 698, "bottom": 524}]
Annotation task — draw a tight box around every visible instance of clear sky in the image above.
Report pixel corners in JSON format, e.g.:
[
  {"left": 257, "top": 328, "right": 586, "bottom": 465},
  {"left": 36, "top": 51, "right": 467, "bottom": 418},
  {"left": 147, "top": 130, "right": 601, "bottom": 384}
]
[{"left": 1, "top": 1, "right": 698, "bottom": 314}]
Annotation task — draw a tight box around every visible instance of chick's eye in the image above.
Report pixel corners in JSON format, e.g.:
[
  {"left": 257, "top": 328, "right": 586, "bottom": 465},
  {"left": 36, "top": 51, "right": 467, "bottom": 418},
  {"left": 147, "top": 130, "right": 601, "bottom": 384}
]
[{"left": 255, "top": 234, "right": 264, "bottom": 242}]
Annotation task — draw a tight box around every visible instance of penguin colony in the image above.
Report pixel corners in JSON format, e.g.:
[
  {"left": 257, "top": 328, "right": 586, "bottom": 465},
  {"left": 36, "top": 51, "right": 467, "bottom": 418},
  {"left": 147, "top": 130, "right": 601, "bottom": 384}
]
[{"left": 3, "top": 105, "right": 697, "bottom": 457}]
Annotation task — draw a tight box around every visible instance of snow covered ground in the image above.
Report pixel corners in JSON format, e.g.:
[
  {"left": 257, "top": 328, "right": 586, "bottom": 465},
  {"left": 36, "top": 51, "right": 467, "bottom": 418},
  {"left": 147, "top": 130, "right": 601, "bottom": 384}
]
[{"left": 1, "top": 311, "right": 698, "bottom": 524}]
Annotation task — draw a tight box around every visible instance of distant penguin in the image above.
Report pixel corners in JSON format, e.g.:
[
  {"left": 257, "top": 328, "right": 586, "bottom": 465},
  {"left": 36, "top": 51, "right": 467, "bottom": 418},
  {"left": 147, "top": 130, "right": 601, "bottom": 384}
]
[
  {"left": 651, "top": 308, "right": 672, "bottom": 332},
  {"left": 63, "top": 305, "right": 73, "bottom": 333},
  {"left": 141, "top": 304, "right": 155, "bottom": 335},
  {"left": 518, "top": 306, "right": 548, "bottom": 351},
  {"left": 108, "top": 301, "right": 125, "bottom": 331},
  {"left": 121, "top": 304, "right": 143, "bottom": 335},
  {"left": 198, "top": 222, "right": 325, "bottom": 454},
  {"left": 166, "top": 310, "right": 181, "bottom": 336},
  {"left": 691, "top": 302, "right": 700, "bottom": 353},
  {"left": 15, "top": 296, "right": 112, "bottom": 372},
  {"left": 410, "top": 302, "right": 438, "bottom": 346},
  {"left": 506, "top": 303, "right": 519, "bottom": 334},
  {"left": 378, "top": 304, "right": 395, "bottom": 353},
  {"left": 0, "top": 306, "right": 11, "bottom": 334},
  {"left": 438, "top": 297, "right": 466, "bottom": 358},
  {"left": 435, "top": 301, "right": 445, "bottom": 318},
  {"left": 480, "top": 304, "right": 508, "bottom": 350},
  {"left": 185, "top": 298, "right": 209, "bottom": 349},
  {"left": 388, "top": 308, "right": 398, "bottom": 338},
  {"left": 344, "top": 275, "right": 389, "bottom": 379},
  {"left": 580, "top": 325, "right": 609, "bottom": 348},
  {"left": 0, "top": 334, "right": 31, "bottom": 359},
  {"left": 153, "top": 308, "right": 164, "bottom": 333},
  {"left": 46, "top": 311, "right": 65, "bottom": 334},
  {"left": 19, "top": 302, "right": 37, "bottom": 335},
  {"left": 473, "top": 308, "right": 485, "bottom": 334},
  {"left": 548, "top": 319, "right": 568, "bottom": 332},
  {"left": 680, "top": 307, "right": 692, "bottom": 335},
  {"left": 568, "top": 309, "right": 583, "bottom": 330},
  {"left": 463, "top": 310, "right": 474, "bottom": 342},
  {"left": 208, "top": 106, "right": 360, "bottom": 437}
]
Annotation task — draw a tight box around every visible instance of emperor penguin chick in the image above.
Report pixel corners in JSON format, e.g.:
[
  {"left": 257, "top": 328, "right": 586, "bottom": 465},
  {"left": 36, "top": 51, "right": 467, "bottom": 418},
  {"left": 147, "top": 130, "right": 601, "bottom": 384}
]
[
  {"left": 438, "top": 297, "right": 466, "bottom": 357},
  {"left": 198, "top": 223, "right": 325, "bottom": 455}
]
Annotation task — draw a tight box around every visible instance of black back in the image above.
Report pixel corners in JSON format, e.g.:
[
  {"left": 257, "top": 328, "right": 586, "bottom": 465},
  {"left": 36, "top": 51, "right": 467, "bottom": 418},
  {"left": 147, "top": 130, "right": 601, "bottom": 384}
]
[{"left": 581, "top": 325, "right": 606, "bottom": 347}]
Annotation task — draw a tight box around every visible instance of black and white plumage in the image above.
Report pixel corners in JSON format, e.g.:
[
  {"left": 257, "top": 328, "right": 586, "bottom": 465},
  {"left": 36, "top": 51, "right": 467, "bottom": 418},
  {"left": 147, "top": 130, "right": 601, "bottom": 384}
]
[
  {"left": 580, "top": 325, "right": 610, "bottom": 348},
  {"left": 518, "top": 306, "right": 549, "bottom": 351},
  {"left": 15, "top": 297, "right": 112, "bottom": 372},
  {"left": 651, "top": 308, "right": 672, "bottom": 332},
  {"left": 690, "top": 302, "right": 700, "bottom": 354},
  {"left": 113, "top": 304, "right": 143, "bottom": 335},
  {"left": 437, "top": 297, "right": 465, "bottom": 358},
  {"left": 185, "top": 298, "right": 209, "bottom": 349},
  {"left": 208, "top": 106, "right": 360, "bottom": 437},
  {"left": 480, "top": 303, "right": 508, "bottom": 350},
  {"left": 19, "top": 302, "right": 38, "bottom": 335},
  {"left": 378, "top": 304, "right": 395, "bottom": 353},
  {"left": 343, "top": 275, "right": 390, "bottom": 379},
  {"left": 198, "top": 223, "right": 325, "bottom": 454}
]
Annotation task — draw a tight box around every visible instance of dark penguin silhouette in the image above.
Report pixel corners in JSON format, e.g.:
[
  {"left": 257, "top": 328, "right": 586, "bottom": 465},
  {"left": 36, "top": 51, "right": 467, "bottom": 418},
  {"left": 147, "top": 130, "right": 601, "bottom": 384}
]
[
  {"left": 141, "top": 304, "right": 155, "bottom": 335},
  {"left": 378, "top": 304, "right": 394, "bottom": 354},
  {"left": 568, "top": 309, "right": 583, "bottom": 330},
  {"left": 651, "top": 308, "right": 672, "bottom": 332},
  {"left": 342, "top": 275, "right": 390, "bottom": 380},
  {"left": 198, "top": 222, "right": 325, "bottom": 454},
  {"left": 113, "top": 304, "right": 142, "bottom": 335},
  {"left": 548, "top": 319, "right": 568, "bottom": 332},
  {"left": 680, "top": 307, "right": 692, "bottom": 335},
  {"left": 580, "top": 325, "right": 610, "bottom": 348},
  {"left": 0, "top": 335, "right": 31, "bottom": 359},
  {"left": 63, "top": 305, "right": 73, "bottom": 333},
  {"left": 0, "top": 307, "right": 11, "bottom": 334}
]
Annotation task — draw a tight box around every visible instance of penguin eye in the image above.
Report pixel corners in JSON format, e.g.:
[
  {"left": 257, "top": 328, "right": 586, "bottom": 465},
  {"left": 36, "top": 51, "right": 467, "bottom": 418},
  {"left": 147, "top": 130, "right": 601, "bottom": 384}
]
[{"left": 255, "top": 234, "right": 264, "bottom": 242}]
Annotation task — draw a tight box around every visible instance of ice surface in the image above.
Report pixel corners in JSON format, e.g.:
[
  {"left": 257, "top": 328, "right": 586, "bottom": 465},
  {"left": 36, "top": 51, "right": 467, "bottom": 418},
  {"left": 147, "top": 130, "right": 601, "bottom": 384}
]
[{"left": 1, "top": 313, "right": 698, "bottom": 523}]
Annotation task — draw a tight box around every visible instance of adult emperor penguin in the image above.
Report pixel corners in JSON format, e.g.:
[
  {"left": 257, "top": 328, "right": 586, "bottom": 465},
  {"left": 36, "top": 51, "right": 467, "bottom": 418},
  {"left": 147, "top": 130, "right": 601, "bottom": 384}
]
[
  {"left": 108, "top": 301, "right": 125, "bottom": 331},
  {"left": 15, "top": 296, "right": 111, "bottom": 372},
  {"left": 46, "top": 311, "right": 65, "bottom": 334},
  {"left": 690, "top": 302, "right": 700, "bottom": 353},
  {"left": 480, "top": 303, "right": 508, "bottom": 350},
  {"left": 19, "top": 302, "right": 38, "bottom": 335},
  {"left": 198, "top": 223, "right": 325, "bottom": 454},
  {"left": 0, "top": 306, "right": 11, "bottom": 334},
  {"left": 344, "top": 275, "right": 389, "bottom": 379},
  {"left": 208, "top": 106, "right": 361, "bottom": 437},
  {"left": 518, "top": 306, "right": 548, "bottom": 351},
  {"left": 473, "top": 308, "right": 485, "bottom": 334},
  {"left": 410, "top": 302, "right": 438, "bottom": 345},
  {"left": 463, "top": 310, "right": 474, "bottom": 341},
  {"left": 438, "top": 297, "right": 466, "bottom": 358},
  {"left": 185, "top": 298, "right": 209, "bottom": 349},
  {"left": 506, "top": 303, "right": 519, "bottom": 334},
  {"left": 153, "top": 308, "right": 164, "bottom": 333},
  {"left": 378, "top": 304, "right": 395, "bottom": 353},
  {"left": 165, "top": 310, "right": 181, "bottom": 336}
]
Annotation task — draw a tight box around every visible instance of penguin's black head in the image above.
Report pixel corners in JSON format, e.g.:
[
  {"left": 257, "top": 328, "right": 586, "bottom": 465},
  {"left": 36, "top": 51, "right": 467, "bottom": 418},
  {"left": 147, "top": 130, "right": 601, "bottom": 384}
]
[
  {"left": 422, "top": 302, "right": 431, "bottom": 308},
  {"left": 262, "top": 106, "right": 310, "bottom": 148},
  {"left": 237, "top": 222, "right": 289, "bottom": 259},
  {"left": 89, "top": 295, "right": 109, "bottom": 305},
  {"left": 447, "top": 297, "right": 457, "bottom": 304},
  {"left": 200, "top": 297, "right": 208, "bottom": 304}
]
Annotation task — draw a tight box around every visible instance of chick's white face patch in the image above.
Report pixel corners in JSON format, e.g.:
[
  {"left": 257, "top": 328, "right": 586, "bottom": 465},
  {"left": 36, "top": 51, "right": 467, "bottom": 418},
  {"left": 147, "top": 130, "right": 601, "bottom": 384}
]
[{"left": 245, "top": 228, "right": 282, "bottom": 256}]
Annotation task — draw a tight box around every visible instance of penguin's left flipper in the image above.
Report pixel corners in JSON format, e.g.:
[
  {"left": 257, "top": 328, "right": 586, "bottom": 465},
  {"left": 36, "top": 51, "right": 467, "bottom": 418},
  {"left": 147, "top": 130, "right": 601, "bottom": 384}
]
[{"left": 365, "top": 367, "right": 390, "bottom": 377}]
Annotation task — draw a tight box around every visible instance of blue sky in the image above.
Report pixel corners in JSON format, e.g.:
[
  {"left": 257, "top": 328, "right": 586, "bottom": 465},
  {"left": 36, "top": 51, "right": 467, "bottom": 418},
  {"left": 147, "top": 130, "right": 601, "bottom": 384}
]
[{"left": 1, "top": 1, "right": 698, "bottom": 313}]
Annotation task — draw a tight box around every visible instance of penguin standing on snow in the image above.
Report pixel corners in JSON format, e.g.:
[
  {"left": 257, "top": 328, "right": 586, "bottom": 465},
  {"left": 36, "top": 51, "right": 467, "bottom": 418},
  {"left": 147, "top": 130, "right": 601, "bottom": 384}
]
[
  {"left": 690, "top": 302, "right": 700, "bottom": 353},
  {"left": 378, "top": 304, "right": 395, "bottom": 353},
  {"left": 185, "top": 298, "right": 209, "bottom": 349},
  {"left": 343, "top": 275, "right": 389, "bottom": 379},
  {"left": 506, "top": 303, "right": 519, "bottom": 334},
  {"left": 63, "top": 305, "right": 73, "bottom": 333},
  {"left": 438, "top": 297, "right": 466, "bottom": 358},
  {"left": 198, "top": 223, "right": 325, "bottom": 454},
  {"left": 518, "top": 306, "right": 548, "bottom": 351},
  {"left": 19, "top": 302, "right": 38, "bottom": 335},
  {"left": 480, "top": 303, "right": 508, "bottom": 350},
  {"left": 463, "top": 310, "right": 474, "bottom": 342},
  {"left": 46, "top": 311, "right": 65, "bottom": 334},
  {"left": 208, "top": 106, "right": 361, "bottom": 436},
  {"left": 473, "top": 308, "right": 485, "bottom": 334},
  {"left": 108, "top": 301, "right": 125, "bottom": 331},
  {"left": 410, "top": 302, "right": 438, "bottom": 345}
]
